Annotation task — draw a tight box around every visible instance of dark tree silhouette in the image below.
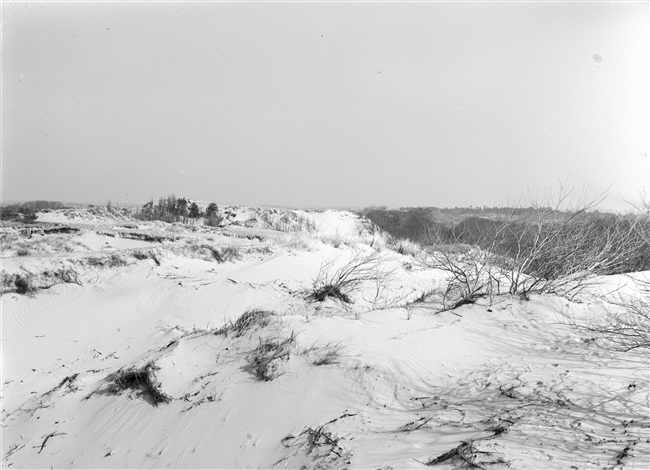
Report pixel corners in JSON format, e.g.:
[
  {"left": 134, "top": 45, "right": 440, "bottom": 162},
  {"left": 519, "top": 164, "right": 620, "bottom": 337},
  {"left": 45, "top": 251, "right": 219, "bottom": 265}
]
[{"left": 189, "top": 202, "right": 201, "bottom": 219}]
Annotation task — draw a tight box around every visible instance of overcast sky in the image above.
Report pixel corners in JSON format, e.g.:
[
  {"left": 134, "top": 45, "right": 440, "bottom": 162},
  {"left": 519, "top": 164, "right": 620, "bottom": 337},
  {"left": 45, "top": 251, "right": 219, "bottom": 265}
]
[{"left": 3, "top": 1, "right": 648, "bottom": 210}]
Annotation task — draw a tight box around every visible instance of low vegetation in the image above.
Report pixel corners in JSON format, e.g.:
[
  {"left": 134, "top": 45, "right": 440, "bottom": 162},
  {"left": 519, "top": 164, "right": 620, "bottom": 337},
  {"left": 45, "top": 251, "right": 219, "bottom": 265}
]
[
  {"left": 390, "top": 237, "right": 423, "bottom": 257},
  {"left": 365, "top": 190, "right": 650, "bottom": 299},
  {"left": 106, "top": 362, "right": 171, "bottom": 406},
  {"left": 216, "top": 309, "right": 275, "bottom": 338},
  {"left": 134, "top": 194, "right": 220, "bottom": 225},
  {"left": 308, "top": 248, "right": 395, "bottom": 304},
  {"left": 302, "top": 342, "right": 343, "bottom": 366},
  {"left": 1, "top": 201, "right": 69, "bottom": 223},
  {"left": 247, "top": 333, "right": 296, "bottom": 381},
  {"left": 1, "top": 267, "right": 82, "bottom": 296},
  {"left": 362, "top": 192, "right": 650, "bottom": 279}
]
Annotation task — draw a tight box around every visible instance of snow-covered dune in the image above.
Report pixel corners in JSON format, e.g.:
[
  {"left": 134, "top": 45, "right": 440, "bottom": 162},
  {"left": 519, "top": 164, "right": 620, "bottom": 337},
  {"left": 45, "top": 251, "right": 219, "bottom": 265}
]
[{"left": 1, "top": 208, "right": 648, "bottom": 469}]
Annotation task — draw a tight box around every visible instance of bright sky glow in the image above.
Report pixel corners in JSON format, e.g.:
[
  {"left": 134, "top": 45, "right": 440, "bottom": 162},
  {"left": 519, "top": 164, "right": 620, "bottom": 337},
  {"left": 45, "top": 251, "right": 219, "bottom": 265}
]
[{"left": 3, "top": 1, "right": 648, "bottom": 210}]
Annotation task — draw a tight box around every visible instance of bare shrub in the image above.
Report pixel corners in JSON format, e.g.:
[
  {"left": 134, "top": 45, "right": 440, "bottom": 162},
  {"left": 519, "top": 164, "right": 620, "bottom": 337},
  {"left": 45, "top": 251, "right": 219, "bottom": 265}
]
[
  {"left": 424, "top": 187, "right": 649, "bottom": 305},
  {"left": 567, "top": 278, "right": 650, "bottom": 352},
  {"left": 308, "top": 248, "right": 395, "bottom": 304},
  {"left": 426, "top": 245, "right": 499, "bottom": 310}
]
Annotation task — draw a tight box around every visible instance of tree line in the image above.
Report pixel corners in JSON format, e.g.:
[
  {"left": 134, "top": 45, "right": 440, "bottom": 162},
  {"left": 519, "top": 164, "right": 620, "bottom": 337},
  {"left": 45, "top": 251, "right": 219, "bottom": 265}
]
[{"left": 133, "top": 195, "right": 222, "bottom": 226}]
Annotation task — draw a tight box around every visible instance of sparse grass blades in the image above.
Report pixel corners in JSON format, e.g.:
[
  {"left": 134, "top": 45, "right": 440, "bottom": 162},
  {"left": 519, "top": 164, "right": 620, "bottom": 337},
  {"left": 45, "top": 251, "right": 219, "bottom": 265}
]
[
  {"left": 247, "top": 334, "right": 295, "bottom": 381},
  {"left": 216, "top": 309, "right": 275, "bottom": 338},
  {"left": 106, "top": 362, "right": 171, "bottom": 406}
]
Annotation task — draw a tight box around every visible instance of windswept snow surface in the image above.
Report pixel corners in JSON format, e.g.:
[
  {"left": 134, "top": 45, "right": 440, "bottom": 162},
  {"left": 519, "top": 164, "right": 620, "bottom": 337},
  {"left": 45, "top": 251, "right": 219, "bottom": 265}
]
[{"left": 1, "top": 208, "right": 649, "bottom": 469}]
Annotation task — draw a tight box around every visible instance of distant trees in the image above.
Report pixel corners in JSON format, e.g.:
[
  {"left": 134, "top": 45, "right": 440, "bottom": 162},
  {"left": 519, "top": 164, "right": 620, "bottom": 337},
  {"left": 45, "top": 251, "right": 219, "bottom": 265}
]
[
  {"left": 205, "top": 203, "right": 219, "bottom": 218},
  {"left": 204, "top": 203, "right": 223, "bottom": 227},
  {"left": 189, "top": 202, "right": 201, "bottom": 219},
  {"left": 361, "top": 193, "right": 650, "bottom": 280},
  {"left": 134, "top": 195, "right": 221, "bottom": 226}
]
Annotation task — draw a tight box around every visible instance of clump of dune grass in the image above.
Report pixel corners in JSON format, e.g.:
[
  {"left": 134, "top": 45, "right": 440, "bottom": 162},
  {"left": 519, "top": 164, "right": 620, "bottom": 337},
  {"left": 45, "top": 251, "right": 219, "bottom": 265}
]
[
  {"left": 1, "top": 235, "right": 87, "bottom": 257},
  {"left": 279, "top": 417, "right": 353, "bottom": 468},
  {"left": 83, "top": 253, "right": 131, "bottom": 268},
  {"left": 10, "top": 273, "right": 36, "bottom": 295},
  {"left": 106, "top": 362, "right": 170, "bottom": 406},
  {"left": 216, "top": 309, "right": 275, "bottom": 338},
  {"left": 317, "top": 232, "right": 350, "bottom": 248},
  {"left": 391, "top": 238, "right": 423, "bottom": 257},
  {"left": 131, "top": 249, "right": 162, "bottom": 265},
  {"left": 220, "top": 246, "right": 242, "bottom": 262},
  {"left": 308, "top": 284, "right": 351, "bottom": 303},
  {"left": 275, "top": 233, "right": 313, "bottom": 252},
  {"left": 174, "top": 243, "right": 242, "bottom": 263},
  {"left": 247, "top": 333, "right": 295, "bottom": 381},
  {"left": 302, "top": 342, "right": 343, "bottom": 366},
  {"left": 1, "top": 267, "right": 82, "bottom": 296},
  {"left": 43, "top": 267, "right": 82, "bottom": 286}
]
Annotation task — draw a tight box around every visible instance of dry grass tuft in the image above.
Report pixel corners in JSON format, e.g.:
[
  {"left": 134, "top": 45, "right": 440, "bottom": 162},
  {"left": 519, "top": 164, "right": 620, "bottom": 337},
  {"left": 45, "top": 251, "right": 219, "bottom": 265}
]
[
  {"left": 391, "top": 238, "right": 423, "bottom": 257},
  {"left": 1, "top": 267, "right": 82, "bottom": 296},
  {"left": 106, "top": 362, "right": 171, "bottom": 406},
  {"left": 131, "top": 249, "right": 162, "bottom": 265},
  {"left": 307, "top": 284, "right": 351, "bottom": 303},
  {"left": 216, "top": 309, "right": 275, "bottom": 338},
  {"left": 12, "top": 273, "right": 36, "bottom": 295},
  {"left": 83, "top": 253, "right": 130, "bottom": 268},
  {"left": 247, "top": 333, "right": 295, "bottom": 381},
  {"left": 302, "top": 342, "right": 343, "bottom": 366}
]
